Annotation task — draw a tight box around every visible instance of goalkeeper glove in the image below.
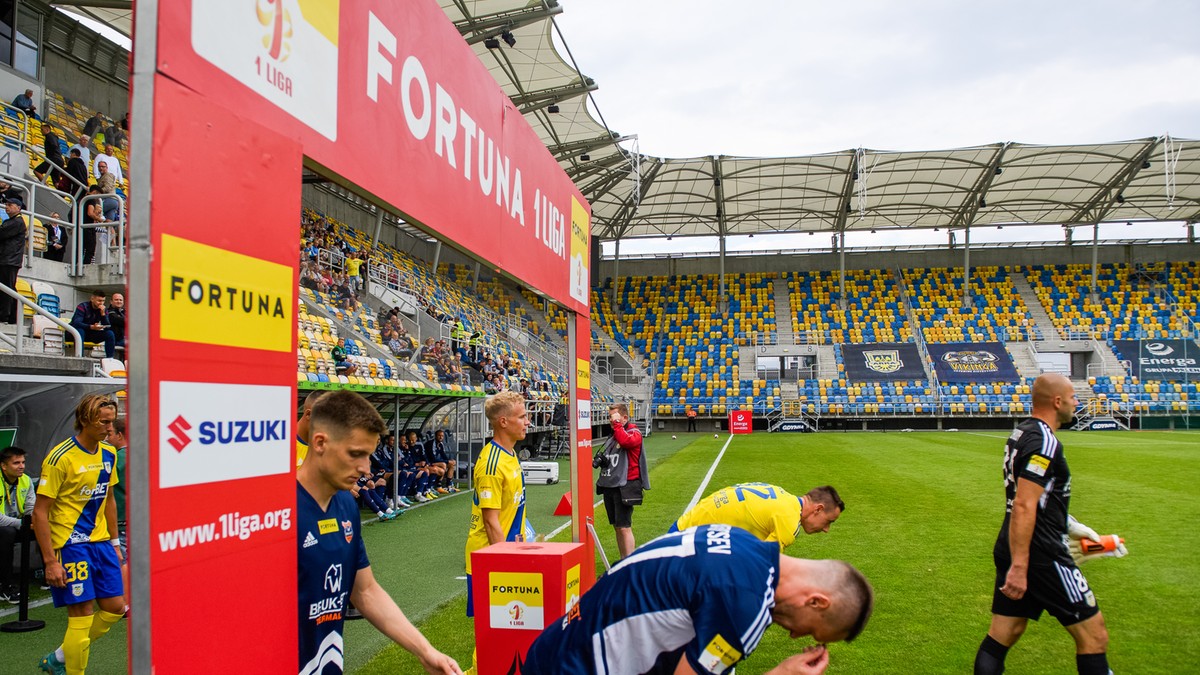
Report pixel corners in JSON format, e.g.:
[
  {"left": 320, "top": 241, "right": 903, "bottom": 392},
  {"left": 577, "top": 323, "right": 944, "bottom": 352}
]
[
  {"left": 1067, "top": 515, "right": 1100, "bottom": 543},
  {"left": 1069, "top": 535, "right": 1128, "bottom": 564}
]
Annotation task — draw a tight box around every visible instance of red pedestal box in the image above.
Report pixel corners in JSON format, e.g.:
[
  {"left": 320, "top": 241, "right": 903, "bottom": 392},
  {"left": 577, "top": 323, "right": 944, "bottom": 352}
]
[
  {"left": 471, "top": 542, "right": 588, "bottom": 674},
  {"left": 729, "top": 409, "right": 753, "bottom": 434}
]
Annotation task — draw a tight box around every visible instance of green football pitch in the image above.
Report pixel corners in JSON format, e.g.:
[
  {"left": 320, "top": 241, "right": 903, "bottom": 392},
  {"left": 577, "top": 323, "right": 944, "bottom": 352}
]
[{"left": 2, "top": 430, "right": 1197, "bottom": 673}]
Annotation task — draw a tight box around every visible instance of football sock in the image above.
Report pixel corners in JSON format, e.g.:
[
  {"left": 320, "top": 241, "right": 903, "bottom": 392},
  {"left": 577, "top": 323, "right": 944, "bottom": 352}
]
[
  {"left": 63, "top": 615, "right": 93, "bottom": 675},
  {"left": 973, "top": 635, "right": 1009, "bottom": 675},
  {"left": 55, "top": 647, "right": 65, "bottom": 662},
  {"left": 1076, "top": 653, "right": 1110, "bottom": 675},
  {"left": 88, "top": 609, "right": 123, "bottom": 641}
]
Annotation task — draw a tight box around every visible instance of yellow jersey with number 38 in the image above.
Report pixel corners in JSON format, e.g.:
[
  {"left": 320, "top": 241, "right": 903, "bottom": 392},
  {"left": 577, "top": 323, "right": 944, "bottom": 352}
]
[
  {"left": 38, "top": 437, "right": 119, "bottom": 549},
  {"left": 674, "top": 483, "right": 803, "bottom": 550}
]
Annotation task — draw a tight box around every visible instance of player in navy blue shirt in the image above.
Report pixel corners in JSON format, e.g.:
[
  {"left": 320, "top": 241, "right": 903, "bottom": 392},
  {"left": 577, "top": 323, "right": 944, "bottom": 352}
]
[
  {"left": 523, "top": 525, "right": 874, "bottom": 675},
  {"left": 297, "top": 391, "right": 461, "bottom": 675}
]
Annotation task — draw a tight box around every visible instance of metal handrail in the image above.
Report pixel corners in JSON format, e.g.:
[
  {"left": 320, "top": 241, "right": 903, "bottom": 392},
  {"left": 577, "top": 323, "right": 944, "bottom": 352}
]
[
  {"left": 0, "top": 283, "right": 83, "bottom": 357},
  {"left": 71, "top": 193, "right": 126, "bottom": 276}
]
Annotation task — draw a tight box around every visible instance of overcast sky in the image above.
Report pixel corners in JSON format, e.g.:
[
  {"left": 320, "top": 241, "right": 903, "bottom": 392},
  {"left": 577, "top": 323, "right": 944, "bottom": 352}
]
[
  {"left": 557, "top": 0, "right": 1200, "bottom": 157},
  {"left": 556, "top": 1, "right": 1200, "bottom": 254}
]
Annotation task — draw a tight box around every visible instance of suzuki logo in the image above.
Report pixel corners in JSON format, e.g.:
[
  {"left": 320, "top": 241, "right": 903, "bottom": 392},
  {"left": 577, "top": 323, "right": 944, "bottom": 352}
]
[{"left": 168, "top": 416, "right": 192, "bottom": 453}]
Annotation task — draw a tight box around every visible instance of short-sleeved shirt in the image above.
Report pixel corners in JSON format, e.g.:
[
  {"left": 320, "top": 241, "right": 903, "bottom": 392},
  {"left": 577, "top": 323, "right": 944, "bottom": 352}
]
[
  {"left": 346, "top": 258, "right": 362, "bottom": 276},
  {"left": 995, "top": 418, "right": 1072, "bottom": 564},
  {"left": 296, "top": 436, "right": 309, "bottom": 468},
  {"left": 465, "top": 440, "right": 525, "bottom": 574},
  {"left": 674, "top": 483, "right": 803, "bottom": 550},
  {"left": 428, "top": 439, "right": 449, "bottom": 463},
  {"left": 523, "top": 525, "right": 780, "bottom": 675},
  {"left": 37, "top": 437, "right": 119, "bottom": 549},
  {"left": 297, "top": 482, "right": 370, "bottom": 675}
]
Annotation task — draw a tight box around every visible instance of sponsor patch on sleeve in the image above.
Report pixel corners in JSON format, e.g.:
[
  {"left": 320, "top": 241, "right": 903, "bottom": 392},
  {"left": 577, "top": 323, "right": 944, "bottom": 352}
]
[
  {"left": 1025, "top": 455, "right": 1050, "bottom": 477},
  {"left": 318, "top": 518, "right": 338, "bottom": 535},
  {"left": 698, "top": 634, "right": 742, "bottom": 674}
]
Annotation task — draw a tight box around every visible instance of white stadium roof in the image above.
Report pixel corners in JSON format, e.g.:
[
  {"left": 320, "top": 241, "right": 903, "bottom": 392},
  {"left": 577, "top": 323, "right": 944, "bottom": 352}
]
[
  {"left": 80, "top": 1, "right": 1200, "bottom": 242},
  {"left": 443, "top": 1, "right": 1200, "bottom": 242}
]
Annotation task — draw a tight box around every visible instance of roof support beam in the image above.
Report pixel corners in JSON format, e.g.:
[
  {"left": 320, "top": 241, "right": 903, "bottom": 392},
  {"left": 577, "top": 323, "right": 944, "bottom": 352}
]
[
  {"left": 514, "top": 80, "right": 598, "bottom": 114},
  {"left": 606, "top": 160, "right": 663, "bottom": 240},
  {"left": 548, "top": 133, "right": 621, "bottom": 161},
  {"left": 712, "top": 156, "right": 728, "bottom": 311},
  {"left": 567, "top": 151, "right": 629, "bottom": 183},
  {"left": 1067, "top": 137, "right": 1161, "bottom": 224},
  {"left": 832, "top": 151, "right": 859, "bottom": 310},
  {"left": 454, "top": 3, "right": 564, "bottom": 45},
  {"left": 949, "top": 143, "right": 1008, "bottom": 229},
  {"left": 579, "top": 168, "right": 629, "bottom": 211}
]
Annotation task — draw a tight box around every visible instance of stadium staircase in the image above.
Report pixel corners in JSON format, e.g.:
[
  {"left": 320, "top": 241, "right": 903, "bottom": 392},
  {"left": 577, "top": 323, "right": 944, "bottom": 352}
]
[
  {"left": 1007, "top": 342, "right": 1043, "bottom": 380},
  {"left": 894, "top": 268, "right": 938, "bottom": 383},
  {"left": 1010, "top": 274, "right": 1061, "bottom": 339},
  {"left": 1071, "top": 397, "right": 1131, "bottom": 431},
  {"left": 772, "top": 277, "right": 795, "bottom": 344},
  {"left": 816, "top": 345, "right": 839, "bottom": 380}
]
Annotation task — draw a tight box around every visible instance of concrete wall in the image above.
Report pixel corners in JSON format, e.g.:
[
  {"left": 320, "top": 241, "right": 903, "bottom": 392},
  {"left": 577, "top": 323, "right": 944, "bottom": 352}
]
[
  {"left": 603, "top": 241, "right": 1200, "bottom": 279},
  {"left": 43, "top": 50, "right": 128, "bottom": 121}
]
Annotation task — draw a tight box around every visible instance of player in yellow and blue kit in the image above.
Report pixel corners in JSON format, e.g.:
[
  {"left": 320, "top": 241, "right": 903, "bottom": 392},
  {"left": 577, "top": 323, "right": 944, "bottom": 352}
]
[
  {"left": 465, "top": 391, "right": 531, "bottom": 615},
  {"left": 670, "top": 483, "right": 844, "bottom": 549},
  {"left": 33, "top": 394, "right": 124, "bottom": 675},
  {"left": 296, "top": 390, "right": 327, "bottom": 468}
]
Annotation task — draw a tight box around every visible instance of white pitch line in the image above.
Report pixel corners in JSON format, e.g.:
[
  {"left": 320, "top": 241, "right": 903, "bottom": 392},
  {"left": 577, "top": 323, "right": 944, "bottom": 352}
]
[
  {"left": 0, "top": 596, "right": 52, "bottom": 617},
  {"left": 681, "top": 435, "right": 735, "bottom": 516},
  {"left": 965, "top": 432, "right": 1009, "bottom": 440}
]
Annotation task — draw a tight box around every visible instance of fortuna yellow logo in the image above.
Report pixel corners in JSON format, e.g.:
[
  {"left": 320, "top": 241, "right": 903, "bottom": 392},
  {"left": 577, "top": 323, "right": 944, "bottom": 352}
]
[
  {"left": 256, "top": 0, "right": 293, "bottom": 62},
  {"left": 699, "top": 634, "right": 742, "bottom": 674},
  {"left": 160, "top": 234, "right": 293, "bottom": 352}
]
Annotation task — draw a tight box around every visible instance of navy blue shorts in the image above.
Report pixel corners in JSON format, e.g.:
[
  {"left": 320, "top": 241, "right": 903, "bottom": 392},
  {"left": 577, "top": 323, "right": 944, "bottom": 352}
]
[
  {"left": 50, "top": 541, "right": 123, "bottom": 608},
  {"left": 465, "top": 574, "right": 474, "bottom": 617}
]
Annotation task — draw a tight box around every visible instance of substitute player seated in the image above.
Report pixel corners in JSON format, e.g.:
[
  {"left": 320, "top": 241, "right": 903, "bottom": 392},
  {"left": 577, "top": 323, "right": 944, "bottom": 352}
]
[
  {"left": 523, "top": 524, "right": 873, "bottom": 675},
  {"left": 670, "top": 483, "right": 844, "bottom": 549}
]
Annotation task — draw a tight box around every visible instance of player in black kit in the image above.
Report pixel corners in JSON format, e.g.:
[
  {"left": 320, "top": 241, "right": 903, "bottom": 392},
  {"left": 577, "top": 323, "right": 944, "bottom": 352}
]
[{"left": 975, "top": 373, "right": 1119, "bottom": 675}]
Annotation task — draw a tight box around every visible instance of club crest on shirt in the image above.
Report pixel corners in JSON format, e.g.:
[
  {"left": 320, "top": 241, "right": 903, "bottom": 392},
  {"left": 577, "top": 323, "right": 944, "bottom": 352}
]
[
  {"left": 71, "top": 583, "right": 84, "bottom": 597},
  {"left": 342, "top": 519, "right": 353, "bottom": 543}
]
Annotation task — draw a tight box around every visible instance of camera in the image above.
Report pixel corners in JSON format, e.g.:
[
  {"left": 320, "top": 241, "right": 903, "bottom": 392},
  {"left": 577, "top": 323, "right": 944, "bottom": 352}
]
[{"left": 592, "top": 453, "right": 611, "bottom": 469}]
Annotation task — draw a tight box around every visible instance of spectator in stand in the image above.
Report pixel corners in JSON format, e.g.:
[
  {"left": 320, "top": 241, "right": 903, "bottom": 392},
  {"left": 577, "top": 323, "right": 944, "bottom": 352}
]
[
  {"left": 93, "top": 143, "right": 122, "bottom": 183},
  {"left": 34, "top": 123, "right": 65, "bottom": 184},
  {"left": 331, "top": 337, "right": 358, "bottom": 376},
  {"left": 0, "top": 445, "right": 36, "bottom": 604},
  {"left": 69, "top": 135, "right": 92, "bottom": 169},
  {"left": 107, "top": 292, "right": 126, "bottom": 353},
  {"left": 82, "top": 111, "right": 104, "bottom": 139},
  {"left": 0, "top": 180, "right": 23, "bottom": 203},
  {"left": 346, "top": 252, "right": 363, "bottom": 293},
  {"left": 519, "top": 378, "right": 531, "bottom": 400},
  {"left": 82, "top": 185, "right": 106, "bottom": 265},
  {"left": 44, "top": 214, "right": 66, "bottom": 262},
  {"left": 299, "top": 261, "right": 323, "bottom": 292},
  {"left": 11, "top": 89, "right": 38, "bottom": 120},
  {"left": 71, "top": 290, "right": 116, "bottom": 358},
  {"left": 0, "top": 197, "right": 26, "bottom": 324},
  {"left": 120, "top": 112, "right": 129, "bottom": 132},
  {"left": 418, "top": 337, "right": 437, "bottom": 364},
  {"left": 64, "top": 148, "right": 89, "bottom": 199},
  {"left": 103, "top": 119, "right": 125, "bottom": 150},
  {"left": 95, "top": 160, "right": 120, "bottom": 221}
]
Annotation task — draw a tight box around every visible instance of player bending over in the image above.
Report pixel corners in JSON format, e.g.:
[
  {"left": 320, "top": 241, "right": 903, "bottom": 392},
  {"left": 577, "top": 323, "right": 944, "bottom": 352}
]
[
  {"left": 670, "top": 483, "right": 843, "bottom": 549},
  {"left": 523, "top": 524, "right": 873, "bottom": 675}
]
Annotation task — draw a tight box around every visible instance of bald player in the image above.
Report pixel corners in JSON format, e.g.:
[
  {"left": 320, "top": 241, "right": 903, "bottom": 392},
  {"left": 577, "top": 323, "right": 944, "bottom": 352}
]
[
  {"left": 975, "top": 373, "right": 1121, "bottom": 675},
  {"left": 295, "top": 390, "right": 327, "bottom": 468},
  {"left": 670, "top": 483, "right": 843, "bottom": 550}
]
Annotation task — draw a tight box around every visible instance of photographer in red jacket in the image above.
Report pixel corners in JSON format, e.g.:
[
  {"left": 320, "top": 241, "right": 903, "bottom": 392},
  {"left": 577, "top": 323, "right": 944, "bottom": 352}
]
[{"left": 594, "top": 403, "right": 649, "bottom": 559}]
